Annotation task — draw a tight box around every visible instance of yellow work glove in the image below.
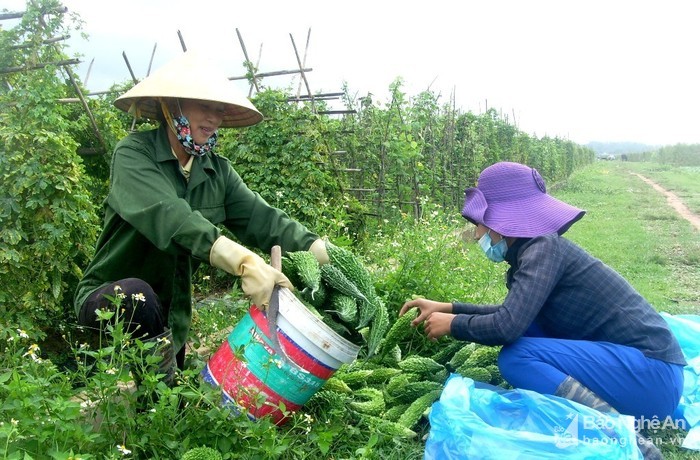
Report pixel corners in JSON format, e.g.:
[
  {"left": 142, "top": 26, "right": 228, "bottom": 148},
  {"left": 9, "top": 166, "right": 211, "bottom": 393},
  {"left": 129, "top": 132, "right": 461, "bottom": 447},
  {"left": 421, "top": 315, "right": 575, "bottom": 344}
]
[
  {"left": 309, "top": 238, "right": 330, "bottom": 265},
  {"left": 209, "top": 236, "right": 292, "bottom": 310}
]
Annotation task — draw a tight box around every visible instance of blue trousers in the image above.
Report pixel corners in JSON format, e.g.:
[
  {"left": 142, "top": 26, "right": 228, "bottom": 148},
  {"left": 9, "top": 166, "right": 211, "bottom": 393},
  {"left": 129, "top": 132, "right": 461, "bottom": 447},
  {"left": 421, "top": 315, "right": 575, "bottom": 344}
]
[{"left": 498, "top": 336, "right": 684, "bottom": 420}]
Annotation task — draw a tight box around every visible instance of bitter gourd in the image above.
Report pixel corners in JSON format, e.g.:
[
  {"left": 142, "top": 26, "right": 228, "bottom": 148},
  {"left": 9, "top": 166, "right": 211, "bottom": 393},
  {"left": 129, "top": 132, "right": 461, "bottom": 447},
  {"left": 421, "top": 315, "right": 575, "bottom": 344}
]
[
  {"left": 335, "top": 369, "right": 373, "bottom": 388},
  {"left": 447, "top": 342, "right": 477, "bottom": 370},
  {"left": 365, "top": 366, "right": 403, "bottom": 384},
  {"left": 366, "top": 298, "right": 389, "bottom": 358},
  {"left": 430, "top": 339, "right": 466, "bottom": 365},
  {"left": 465, "top": 345, "right": 500, "bottom": 368},
  {"left": 456, "top": 365, "right": 492, "bottom": 383},
  {"left": 181, "top": 447, "right": 223, "bottom": 460},
  {"left": 382, "top": 403, "right": 410, "bottom": 422},
  {"left": 328, "top": 291, "right": 358, "bottom": 324},
  {"left": 326, "top": 243, "right": 375, "bottom": 298},
  {"left": 385, "top": 372, "right": 421, "bottom": 397},
  {"left": 287, "top": 251, "right": 322, "bottom": 295},
  {"left": 379, "top": 307, "right": 418, "bottom": 357},
  {"left": 397, "top": 355, "right": 445, "bottom": 376},
  {"left": 397, "top": 389, "right": 442, "bottom": 429},
  {"left": 323, "top": 376, "right": 353, "bottom": 394},
  {"left": 360, "top": 414, "right": 417, "bottom": 439},
  {"left": 357, "top": 292, "right": 381, "bottom": 329},
  {"left": 388, "top": 380, "right": 443, "bottom": 404},
  {"left": 349, "top": 387, "right": 385, "bottom": 416},
  {"left": 320, "top": 264, "right": 368, "bottom": 303},
  {"left": 486, "top": 364, "right": 504, "bottom": 386}
]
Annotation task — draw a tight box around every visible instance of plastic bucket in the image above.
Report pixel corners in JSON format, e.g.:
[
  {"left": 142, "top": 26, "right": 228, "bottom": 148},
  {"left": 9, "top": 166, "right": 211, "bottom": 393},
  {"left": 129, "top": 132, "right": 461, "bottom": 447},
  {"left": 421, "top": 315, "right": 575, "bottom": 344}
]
[{"left": 202, "top": 287, "right": 360, "bottom": 425}]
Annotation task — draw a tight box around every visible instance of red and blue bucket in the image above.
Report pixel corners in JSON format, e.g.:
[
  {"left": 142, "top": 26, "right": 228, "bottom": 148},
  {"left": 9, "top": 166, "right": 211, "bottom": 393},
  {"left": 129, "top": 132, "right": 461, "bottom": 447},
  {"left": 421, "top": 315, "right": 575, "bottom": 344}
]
[{"left": 202, "top": 287, "right": 360, "bottom": 425}]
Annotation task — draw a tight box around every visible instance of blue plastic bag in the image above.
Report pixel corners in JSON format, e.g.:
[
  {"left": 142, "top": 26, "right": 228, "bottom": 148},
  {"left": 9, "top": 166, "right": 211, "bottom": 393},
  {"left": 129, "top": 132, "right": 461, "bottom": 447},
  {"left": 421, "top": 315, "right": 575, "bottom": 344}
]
[
  {"left": 425, "top": 375, "right": 641, "bottom": 460},
  {"left": 661, "top": 312, "right": 700, "bottom": 450}
]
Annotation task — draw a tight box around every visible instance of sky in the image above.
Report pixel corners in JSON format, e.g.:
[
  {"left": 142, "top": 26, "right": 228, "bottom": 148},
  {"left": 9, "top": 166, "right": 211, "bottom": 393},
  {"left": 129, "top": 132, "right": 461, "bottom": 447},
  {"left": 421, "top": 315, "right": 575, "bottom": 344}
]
[{"left": 4, "top": 0, "right": 699, "bottom": 146}]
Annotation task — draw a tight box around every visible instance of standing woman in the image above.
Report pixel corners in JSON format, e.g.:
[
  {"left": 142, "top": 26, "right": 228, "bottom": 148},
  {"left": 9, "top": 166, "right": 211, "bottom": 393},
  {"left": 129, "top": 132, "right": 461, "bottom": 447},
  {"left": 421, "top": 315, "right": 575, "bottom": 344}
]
[
  {"left": 400, "top": 161, "right": 684, "bottom": 459},
  {"left": 74, "top": 51, "right": 329, "bottom": 382}
]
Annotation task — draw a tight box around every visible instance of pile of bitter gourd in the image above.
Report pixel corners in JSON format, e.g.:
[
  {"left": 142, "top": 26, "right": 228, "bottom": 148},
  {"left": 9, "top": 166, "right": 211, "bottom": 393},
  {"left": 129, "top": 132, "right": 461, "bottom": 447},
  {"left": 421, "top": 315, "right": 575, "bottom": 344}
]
[
  {"left": 282, "top": 245, "right": 506, "bottom": 438},
  {"left": 282, "top": 243, "right": 389, "bottom": 358},
  {"left": 308, "top": 313, "right": 504, "bottom": 438}
]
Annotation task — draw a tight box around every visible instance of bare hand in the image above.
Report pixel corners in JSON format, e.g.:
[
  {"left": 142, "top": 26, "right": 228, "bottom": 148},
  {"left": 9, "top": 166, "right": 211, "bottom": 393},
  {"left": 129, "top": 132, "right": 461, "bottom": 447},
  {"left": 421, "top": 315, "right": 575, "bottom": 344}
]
[
  {"left": 400, "top": 298, "right": 454, "bottom": 339},
  {"left": 422, "top": 312, "right": 454, "bottom": 340}
]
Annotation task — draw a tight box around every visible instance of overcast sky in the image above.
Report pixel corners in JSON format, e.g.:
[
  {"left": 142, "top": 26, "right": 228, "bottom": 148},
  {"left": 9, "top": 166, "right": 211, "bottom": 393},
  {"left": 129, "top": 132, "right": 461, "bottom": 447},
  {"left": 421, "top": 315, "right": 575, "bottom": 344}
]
[{"left": 5, "top": 0, "right": 699, "bottom": 146}]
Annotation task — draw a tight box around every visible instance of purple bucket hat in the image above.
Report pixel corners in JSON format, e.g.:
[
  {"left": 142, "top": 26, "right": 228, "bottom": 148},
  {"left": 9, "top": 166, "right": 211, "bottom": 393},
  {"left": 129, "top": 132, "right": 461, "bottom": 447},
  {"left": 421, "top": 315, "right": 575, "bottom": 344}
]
[{"left": 461, "top": 162, "right": 585, "bottom": 237}]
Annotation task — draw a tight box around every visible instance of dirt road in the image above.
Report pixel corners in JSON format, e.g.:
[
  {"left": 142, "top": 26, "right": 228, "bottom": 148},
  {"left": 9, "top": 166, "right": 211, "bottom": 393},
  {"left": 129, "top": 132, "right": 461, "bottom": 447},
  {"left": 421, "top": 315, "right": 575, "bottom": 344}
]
[{"left": 632, "top": 173, "right": 700, "bottom": 231}]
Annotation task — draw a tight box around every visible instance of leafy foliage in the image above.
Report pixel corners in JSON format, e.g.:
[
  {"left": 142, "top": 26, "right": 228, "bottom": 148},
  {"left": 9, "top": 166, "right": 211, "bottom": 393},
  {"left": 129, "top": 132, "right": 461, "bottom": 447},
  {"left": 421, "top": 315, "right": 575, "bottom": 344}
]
[
  {"left": 220, "top": 89, "right": 367, "bottom": 241},
  {"left": 0, "top": 1, "right": 100, "bottom": 339}
]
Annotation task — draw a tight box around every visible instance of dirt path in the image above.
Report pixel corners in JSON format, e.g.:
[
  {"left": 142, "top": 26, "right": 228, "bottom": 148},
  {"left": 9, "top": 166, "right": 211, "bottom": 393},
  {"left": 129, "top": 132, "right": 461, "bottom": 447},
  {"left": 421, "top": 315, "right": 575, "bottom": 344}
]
[{"left": 632, "top": 173, "right": 700, "bottom": 231}]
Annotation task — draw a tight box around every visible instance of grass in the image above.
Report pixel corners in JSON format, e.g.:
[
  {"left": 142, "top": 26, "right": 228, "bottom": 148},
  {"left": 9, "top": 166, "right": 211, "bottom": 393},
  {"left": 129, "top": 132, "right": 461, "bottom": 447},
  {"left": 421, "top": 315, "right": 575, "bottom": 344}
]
[
  {"left": 626, "top": 162, "right": 700, "bottom": 216},
  {"left": 554, "top": 161, "right": 700, "bottom": 316}
]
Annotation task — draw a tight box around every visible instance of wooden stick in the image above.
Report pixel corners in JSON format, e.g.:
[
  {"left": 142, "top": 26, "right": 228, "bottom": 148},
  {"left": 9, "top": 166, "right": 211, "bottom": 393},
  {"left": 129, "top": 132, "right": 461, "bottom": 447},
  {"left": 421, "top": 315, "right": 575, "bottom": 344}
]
[
  {"left": 289, "top": 33, "right": 313, "bottom": 108},
  {"left": 271, "top": 245, "right": 282, "bottom": 271},
  {"left": 236, "top": 28, "right": 260, "bottom": 94},
  {"left": 146, "top": 43, "right": 157, "bottom": 76}
]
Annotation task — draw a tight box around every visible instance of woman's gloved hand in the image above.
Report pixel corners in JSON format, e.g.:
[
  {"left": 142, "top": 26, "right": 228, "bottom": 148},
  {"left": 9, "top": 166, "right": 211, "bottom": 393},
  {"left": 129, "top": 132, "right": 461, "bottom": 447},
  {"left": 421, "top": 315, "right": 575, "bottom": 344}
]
[{"left": 209, "top": 236, "right": 292, "bottom": 310}]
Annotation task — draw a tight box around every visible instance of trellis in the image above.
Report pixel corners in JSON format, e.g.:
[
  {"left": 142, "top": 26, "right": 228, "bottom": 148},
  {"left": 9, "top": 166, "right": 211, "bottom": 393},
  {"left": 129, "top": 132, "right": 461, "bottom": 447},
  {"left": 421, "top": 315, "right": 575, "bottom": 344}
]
[
  {"left": 2, "top": 5, "right": 376, "bottom": 205},
  {"left": 1, "top": 5, "right": 356, "bottom": 150},
  {"left": 5, "top": 5, "right": 581, "bottom": 222}
]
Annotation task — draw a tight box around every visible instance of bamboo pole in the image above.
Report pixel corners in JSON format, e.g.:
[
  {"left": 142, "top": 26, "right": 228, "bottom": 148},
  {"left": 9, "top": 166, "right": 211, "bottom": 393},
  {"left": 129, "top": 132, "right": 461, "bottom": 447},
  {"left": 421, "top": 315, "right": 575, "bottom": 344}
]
[
  {"left": 0, "top": 58, "right": 80, "bottom": 74},
  {"left": 61, "top": 63, "right": 108, "bottom": 155},
  {"left": 296, "top": 28, "right": 311, "bottom": 99},
  {"left": 229, "top": 68, "right": 313, "bottom": 80},
  {"left": 147, "top": 43, "right": 158, "bottom": 76},
  {"left": 289, "top": 32, "right": 314, "bottom": 110},
  {"left": 235, "top": 28, "right": 260, "bottom": 94},
  {"left": 177, "top": 30, "right": 187, "bottom": 52}
]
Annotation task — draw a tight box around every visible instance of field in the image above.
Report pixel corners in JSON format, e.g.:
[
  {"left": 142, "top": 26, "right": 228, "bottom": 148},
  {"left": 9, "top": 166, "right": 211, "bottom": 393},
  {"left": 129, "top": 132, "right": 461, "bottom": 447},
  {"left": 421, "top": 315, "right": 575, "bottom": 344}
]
[
  {"left": 3, "top": 160, "right": 700, "bottom": 459},
  {"left": 241, "top": 160, "right": 700, "bottom": 459}
]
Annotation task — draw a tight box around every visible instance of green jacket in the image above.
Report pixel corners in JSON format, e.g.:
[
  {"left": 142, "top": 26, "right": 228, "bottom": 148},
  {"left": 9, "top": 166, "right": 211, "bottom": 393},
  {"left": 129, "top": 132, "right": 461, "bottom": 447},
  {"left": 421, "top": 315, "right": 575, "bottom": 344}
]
[{"left": 74, "top": 126, "right": 318, "bottom": 351}]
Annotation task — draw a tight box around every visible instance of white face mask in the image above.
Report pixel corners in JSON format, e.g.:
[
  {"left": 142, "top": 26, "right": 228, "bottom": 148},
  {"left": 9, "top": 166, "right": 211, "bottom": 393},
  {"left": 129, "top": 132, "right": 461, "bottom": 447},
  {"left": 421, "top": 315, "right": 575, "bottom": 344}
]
[{"left": 478, "top": 231, "right": 507, "bottom": 263}]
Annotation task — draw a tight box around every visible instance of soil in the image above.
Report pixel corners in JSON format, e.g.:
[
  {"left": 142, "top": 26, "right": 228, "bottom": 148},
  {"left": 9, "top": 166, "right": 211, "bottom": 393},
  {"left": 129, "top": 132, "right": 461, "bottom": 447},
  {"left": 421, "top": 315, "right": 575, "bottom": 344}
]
[{"left": 632, "top": 173, "right": 700, "bottom": 231}]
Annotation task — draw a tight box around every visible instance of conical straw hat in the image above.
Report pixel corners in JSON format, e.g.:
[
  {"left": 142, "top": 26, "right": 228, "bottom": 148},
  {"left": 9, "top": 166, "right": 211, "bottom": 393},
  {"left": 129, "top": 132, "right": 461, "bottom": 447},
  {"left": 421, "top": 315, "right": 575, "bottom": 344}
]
[{"left": 114, "top": 51, "right": 263, "bottom": 128}]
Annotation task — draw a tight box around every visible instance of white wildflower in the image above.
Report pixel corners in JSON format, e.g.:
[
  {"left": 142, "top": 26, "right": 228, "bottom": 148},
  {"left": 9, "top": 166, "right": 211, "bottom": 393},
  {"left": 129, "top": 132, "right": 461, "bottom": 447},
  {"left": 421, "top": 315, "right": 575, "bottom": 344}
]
[
  {"left": 132, "top": 292, "right": 146, "bottom": 303},
  {"left": 23, "top": 344, "right": 43, "bottom": 363},
  {"left": 80, "top": 399, "right": 97, "bottom": 409},
  {"left": 116, "top": 445, "right": 132, "bottom": 455},
  {"left": 17, "top": 329, "right": 29, "bottom": 339}
]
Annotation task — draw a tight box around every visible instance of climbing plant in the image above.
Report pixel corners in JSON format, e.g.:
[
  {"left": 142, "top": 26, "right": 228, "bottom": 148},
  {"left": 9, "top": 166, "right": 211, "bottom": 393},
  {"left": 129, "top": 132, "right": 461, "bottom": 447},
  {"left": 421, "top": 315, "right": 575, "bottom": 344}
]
[{"left": 0, "top": 0, "right": 100, "bottom": 340}]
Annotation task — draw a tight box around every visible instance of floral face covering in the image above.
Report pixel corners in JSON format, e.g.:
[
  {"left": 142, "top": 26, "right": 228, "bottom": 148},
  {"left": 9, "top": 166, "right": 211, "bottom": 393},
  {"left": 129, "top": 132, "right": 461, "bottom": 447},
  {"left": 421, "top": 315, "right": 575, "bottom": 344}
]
[
  {"left": 173, "top": 114, "right": 217, "bottom": 157},
  {"left": 160, "top": 99, "right": 218, "bottom": 157}
]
